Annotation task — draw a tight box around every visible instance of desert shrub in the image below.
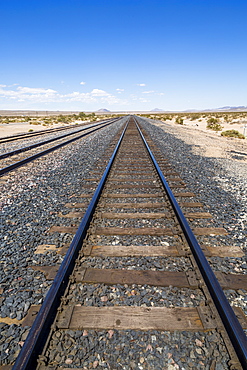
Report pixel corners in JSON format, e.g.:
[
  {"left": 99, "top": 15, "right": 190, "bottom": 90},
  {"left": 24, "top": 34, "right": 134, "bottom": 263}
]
[
  {"left": 223, "top": 115, "right": 231, "bottom": 122},
  {"left": 207, "top": 117, "right": 219, "bottom": 124},
  {"left": 57, "top": 115, "right": 68, "bottom": 123},
  {"left": 162, "top": 115, "right": 172, "bottom": 121},
  {"left": 43, "top": 118, "right": 53, "bottom": 124},
  {"left": 190, "top": 114, "right": 201, "bottom": 120},
  {"left": 221, "top": 130, "right": 245, "bottom": 139},
  {"left": 175, "top": 117, "right": 184, "bottom": 125},
  {"left": 206, "top": 118, "right": 223, "bottom": 131},
  {"left": 78, "top": 112, "right": 87, "bottom": 119},
  {"left": 28, "top": 129, "right": 34, "bottom": 132}
]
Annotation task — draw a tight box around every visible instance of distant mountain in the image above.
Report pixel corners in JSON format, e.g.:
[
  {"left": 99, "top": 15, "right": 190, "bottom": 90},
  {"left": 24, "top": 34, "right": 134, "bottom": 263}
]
[
  {"left": 201, "top": 106, "right": 247, "bottom": 112},
  {"left": 151, "top": 108, "right": 164, "bottom": 112},
  {"left": 96, "top": 108, "right": 111, "bottom": 112},
  {"left": 216, "top": 106, "right": 247, "bottom": 111},
  {"left": 183, "top": 106, "right": 247, "bottom": 113}
]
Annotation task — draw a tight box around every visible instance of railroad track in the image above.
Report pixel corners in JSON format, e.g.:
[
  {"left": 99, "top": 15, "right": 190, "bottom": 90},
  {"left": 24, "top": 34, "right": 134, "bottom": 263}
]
[
  {"left": 10, "top": 116, "right": 247, "bottom": 369},
  {"left": 0, "top": 118, "right": 120, "bottom": 177}
]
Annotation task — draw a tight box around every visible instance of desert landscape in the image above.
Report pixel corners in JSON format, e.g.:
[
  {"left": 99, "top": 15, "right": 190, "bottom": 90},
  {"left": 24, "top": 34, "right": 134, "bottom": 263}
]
[
  {"left": 139, "top": 112, "right": 247, "bottom": 161},
  {"left": 1, "top": 111, "right": 246, "bottom": 161},
  {"left": 0, "top": 112, "right": 117, "bottom": 137}
]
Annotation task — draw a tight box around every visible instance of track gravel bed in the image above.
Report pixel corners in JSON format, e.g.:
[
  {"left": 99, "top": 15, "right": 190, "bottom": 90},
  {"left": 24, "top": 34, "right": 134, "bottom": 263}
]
[
  {"left": 44, "top": 329, "right": 230, "bottom": 369},
  {"left": 79, "top": 256, "right": 192, "bottom": 271},
  {"left": 68, "top": 283, "right": 205, "bottom": 307}
]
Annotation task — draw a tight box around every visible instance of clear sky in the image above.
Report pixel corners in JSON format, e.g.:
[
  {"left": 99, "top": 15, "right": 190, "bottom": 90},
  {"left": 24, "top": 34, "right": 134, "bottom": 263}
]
[{"left": 0, "top": 0, "right": 247, "bottom": 112}]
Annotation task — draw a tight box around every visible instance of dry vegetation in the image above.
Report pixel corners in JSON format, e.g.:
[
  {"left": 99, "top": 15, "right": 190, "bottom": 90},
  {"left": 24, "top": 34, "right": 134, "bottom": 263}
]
[
  {"left": 1, "top": 111, "right": 246, "bottom": 139},
  {"left": 139, "top": 112, "right": 247, "bottom": 139},
  {"left": 0, "top": 112, "right": 122, "bottom": 128}
]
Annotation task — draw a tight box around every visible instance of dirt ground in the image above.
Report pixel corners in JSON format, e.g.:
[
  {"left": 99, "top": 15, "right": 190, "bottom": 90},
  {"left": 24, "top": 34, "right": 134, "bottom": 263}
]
[{"left": 151, "top": 118, "right": 247, "bottom": 161}]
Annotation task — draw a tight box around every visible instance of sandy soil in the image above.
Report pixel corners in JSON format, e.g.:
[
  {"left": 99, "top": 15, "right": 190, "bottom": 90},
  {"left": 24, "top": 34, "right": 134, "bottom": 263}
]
[
  {"left": 151, "top": 118, "right": 247, "bottom": 161},
  {"left": 180, "top": 117, "right": 246, "bottom": 135}
]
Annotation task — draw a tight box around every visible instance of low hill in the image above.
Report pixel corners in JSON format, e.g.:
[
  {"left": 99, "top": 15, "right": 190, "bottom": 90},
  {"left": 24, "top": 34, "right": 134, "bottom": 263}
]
[{"left": 96, "top": 108, "right": 111, "bottom": 113}]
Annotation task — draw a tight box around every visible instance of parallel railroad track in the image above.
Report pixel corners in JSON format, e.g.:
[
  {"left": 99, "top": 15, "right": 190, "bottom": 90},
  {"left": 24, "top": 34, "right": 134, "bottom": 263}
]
[
  {"left": 0, "top": 118, "right": 121, "bottom": 177},
  {"left": 10, "top": 116, "right": 247, "bottom": 369},
  {"left": 0, "top": 121, "right": 96, "bottom": 144}
]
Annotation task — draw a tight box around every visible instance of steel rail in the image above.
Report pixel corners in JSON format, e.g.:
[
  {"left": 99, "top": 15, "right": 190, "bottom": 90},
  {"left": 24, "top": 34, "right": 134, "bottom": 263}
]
[
  {"left": 0, "top": 118, "right": 121, "bottom": 177},
  {"left": 12, "top": 119, "right": 129, "bottom": 370},
  {"left": 0, "top": 121, "right": 97, "bottom": 144},
  {"left": 0, "top": 119, "right": 116, "bottom": 160},
  {"left": 135, "top": 117, "right": 247, "bottom": 368}
]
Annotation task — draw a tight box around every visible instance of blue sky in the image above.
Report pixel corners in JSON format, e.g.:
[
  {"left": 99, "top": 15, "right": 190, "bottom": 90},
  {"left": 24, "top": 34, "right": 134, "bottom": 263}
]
[{"left": 0, "top": 0, "right": 246, "bottom": 112}]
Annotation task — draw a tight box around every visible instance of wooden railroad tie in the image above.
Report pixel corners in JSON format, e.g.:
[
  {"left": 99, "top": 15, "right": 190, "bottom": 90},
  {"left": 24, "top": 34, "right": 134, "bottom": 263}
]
[{"left": 56, "top": 305, "right": 247, "bottom": 332}]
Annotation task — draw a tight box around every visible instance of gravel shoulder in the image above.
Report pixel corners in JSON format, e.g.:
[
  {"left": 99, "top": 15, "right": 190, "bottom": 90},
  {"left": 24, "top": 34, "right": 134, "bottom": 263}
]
[
  {"left": 147, "top": 117, "right": 247, "bottom": 161},
  {"left": 138, "top": 117, "right": 247, "bottom": 247}
]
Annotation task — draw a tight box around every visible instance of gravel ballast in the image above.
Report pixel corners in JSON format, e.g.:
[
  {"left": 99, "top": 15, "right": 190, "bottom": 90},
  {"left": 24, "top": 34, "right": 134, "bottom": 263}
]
[{"left": 44, "top": 329, "right": 230, "bottom": 369}]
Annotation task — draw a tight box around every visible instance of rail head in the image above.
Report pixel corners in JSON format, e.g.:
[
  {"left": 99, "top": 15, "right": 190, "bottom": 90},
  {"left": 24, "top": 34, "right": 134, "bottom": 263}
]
[{"left": 134, "top": 116, "right": 247, "bottom": 369}]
